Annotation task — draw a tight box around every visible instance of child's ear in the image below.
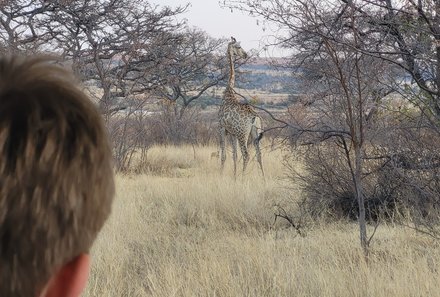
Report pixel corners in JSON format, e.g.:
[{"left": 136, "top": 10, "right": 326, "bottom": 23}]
[{"left": 41, "top": 254, "right": 90, "bottom": 297}]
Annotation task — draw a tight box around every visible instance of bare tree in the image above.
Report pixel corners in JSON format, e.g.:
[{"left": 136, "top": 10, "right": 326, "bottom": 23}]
[
  {"left": 0, "top": 1, "right": 231, "bottom": 170},
  {"left": 0, "top": 1, "right": 54, "bottom": 53},
  {"left": 155, "top": 28, "right": 226, "bottom": 118},
  {"left": 0, "top": 1, "right": 189, "bottom": 112},
  {"left": 223, "top": 0, "right": 402, "bottom": 251},
  {"left": 38, "top": 0, "right": 187, "bottom": 115},
  {"left": 146, "top": 28, "right": 227, "bottom": 145},
  {"left": 225, "top": 0, "right": 440, "bottom": 246},
  {"left": 225, "top": 0, "right": 440, "bottom": 123}
]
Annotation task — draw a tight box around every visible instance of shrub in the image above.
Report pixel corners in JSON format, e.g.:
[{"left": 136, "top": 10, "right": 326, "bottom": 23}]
[{"left": 285, "top": 136, "right": 440, "bottom": 224}]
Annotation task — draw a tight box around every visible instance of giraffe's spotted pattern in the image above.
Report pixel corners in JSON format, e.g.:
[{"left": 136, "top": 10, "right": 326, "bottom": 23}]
[{"left": 218, "top": 38, "right": 264, "bottom": 178}]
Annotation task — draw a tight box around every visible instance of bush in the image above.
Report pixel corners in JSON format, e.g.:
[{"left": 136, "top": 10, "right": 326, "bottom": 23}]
[
  {"left": 107, "top": 104, "right": 219, "bottom": 173},
  {"left": 285, "top": 135, "right": 440, "bottom": 224}
]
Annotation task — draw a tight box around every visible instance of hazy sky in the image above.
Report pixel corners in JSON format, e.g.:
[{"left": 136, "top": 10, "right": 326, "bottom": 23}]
[{"left": 150, "top": 0, "right": 286, "bottom": 57}]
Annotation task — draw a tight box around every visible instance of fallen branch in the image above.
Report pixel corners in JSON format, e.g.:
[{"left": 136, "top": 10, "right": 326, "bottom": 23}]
[{"left": 272, "top": 205, "right": 304, "bottom": 236}]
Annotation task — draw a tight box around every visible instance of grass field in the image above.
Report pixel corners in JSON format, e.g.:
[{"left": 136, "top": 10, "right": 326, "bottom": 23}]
[{"left": 83, "top": 145, "right": 440, "bottom": 297}]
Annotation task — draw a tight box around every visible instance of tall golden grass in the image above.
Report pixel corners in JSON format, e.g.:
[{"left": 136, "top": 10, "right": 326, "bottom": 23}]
[{"left": 84, "top": 145, "right": 440, "bottom": 297}]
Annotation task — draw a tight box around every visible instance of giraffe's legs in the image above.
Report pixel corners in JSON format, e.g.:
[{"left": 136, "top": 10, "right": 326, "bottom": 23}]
[
  {"left": 254, "top": 139, "right": 265, "bottom": 179},
  {"left": 238, "top": 139, "right": 249, "bottom": 175},
  {"left": 219, "top": 126, "right": 226, "bottom": 173},
  {"left": 231, "top": 136, "right": 238, "bottom": 179}
]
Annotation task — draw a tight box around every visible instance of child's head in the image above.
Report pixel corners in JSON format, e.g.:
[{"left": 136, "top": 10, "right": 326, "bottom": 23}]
[{"left": 0, "top": 56, "right": 115, "bottom": 297}]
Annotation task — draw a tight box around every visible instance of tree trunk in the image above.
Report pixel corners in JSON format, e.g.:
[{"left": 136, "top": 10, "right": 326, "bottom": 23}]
[{"left": 354, "top": 142, "right": 367, "bottom": 252}]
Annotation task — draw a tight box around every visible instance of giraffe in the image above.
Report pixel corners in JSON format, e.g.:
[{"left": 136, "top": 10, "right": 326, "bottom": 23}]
[{"left": 218, "top": 37, "right": 264, "bottom": 178}]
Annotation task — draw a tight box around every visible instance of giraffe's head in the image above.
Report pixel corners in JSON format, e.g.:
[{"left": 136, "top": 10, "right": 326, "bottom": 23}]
[{"left": 228, "top": 36, "right": 248, "bottom": 60}]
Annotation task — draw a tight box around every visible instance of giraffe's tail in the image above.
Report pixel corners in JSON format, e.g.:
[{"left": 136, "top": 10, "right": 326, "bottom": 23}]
[
  {"left": 251, "top": 116, "right": 263, "bottom": 143},
  {"left": 257, "top": 130, "right": 264, "bottom": 142}
]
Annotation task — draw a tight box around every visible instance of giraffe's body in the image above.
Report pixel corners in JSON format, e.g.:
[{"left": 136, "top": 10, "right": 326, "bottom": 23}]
[{"left": 218, "top": 37, "right": 264, "bottom": 178}]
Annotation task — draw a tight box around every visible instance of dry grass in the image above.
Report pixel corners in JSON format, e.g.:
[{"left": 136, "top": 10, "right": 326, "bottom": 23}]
[{"left": 84, "top": 145, "right": 440, "bottom": 297}]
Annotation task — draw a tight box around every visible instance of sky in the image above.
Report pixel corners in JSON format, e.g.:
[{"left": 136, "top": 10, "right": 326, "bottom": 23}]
[{"left": 150, "top": 0, "right": 287, "bottom": 57}]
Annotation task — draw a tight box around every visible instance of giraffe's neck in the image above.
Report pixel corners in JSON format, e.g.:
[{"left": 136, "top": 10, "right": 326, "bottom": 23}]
[
  {"left": 228, "top": 48, "right": 235, "bottom": 89},
  {"left": 223, "top": 47, "right": 239, "bottom": 104},
  {"left": 223, "top": 85, "right": 237, "bottom": 104}
]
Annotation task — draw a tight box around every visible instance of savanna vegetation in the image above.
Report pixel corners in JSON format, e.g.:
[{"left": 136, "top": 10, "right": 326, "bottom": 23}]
[
  {"left": 1, "top": 0, "right": 440, "bottom": 296},
  {"left": 84, "top": 145, "right": 440, "bottom": 297}
]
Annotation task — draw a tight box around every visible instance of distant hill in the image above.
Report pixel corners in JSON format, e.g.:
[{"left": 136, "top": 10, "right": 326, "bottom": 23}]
[
  {"left": 196, "top": 57, "right": 298, "bottom": 110},
  {"left": 248, "top": 57, "right": 291, "bottom": 67}
]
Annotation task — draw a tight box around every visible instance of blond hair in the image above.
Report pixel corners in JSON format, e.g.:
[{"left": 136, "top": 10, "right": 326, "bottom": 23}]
[{"left": 0, "top": 56, "right": 115, "bottom": 296}]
